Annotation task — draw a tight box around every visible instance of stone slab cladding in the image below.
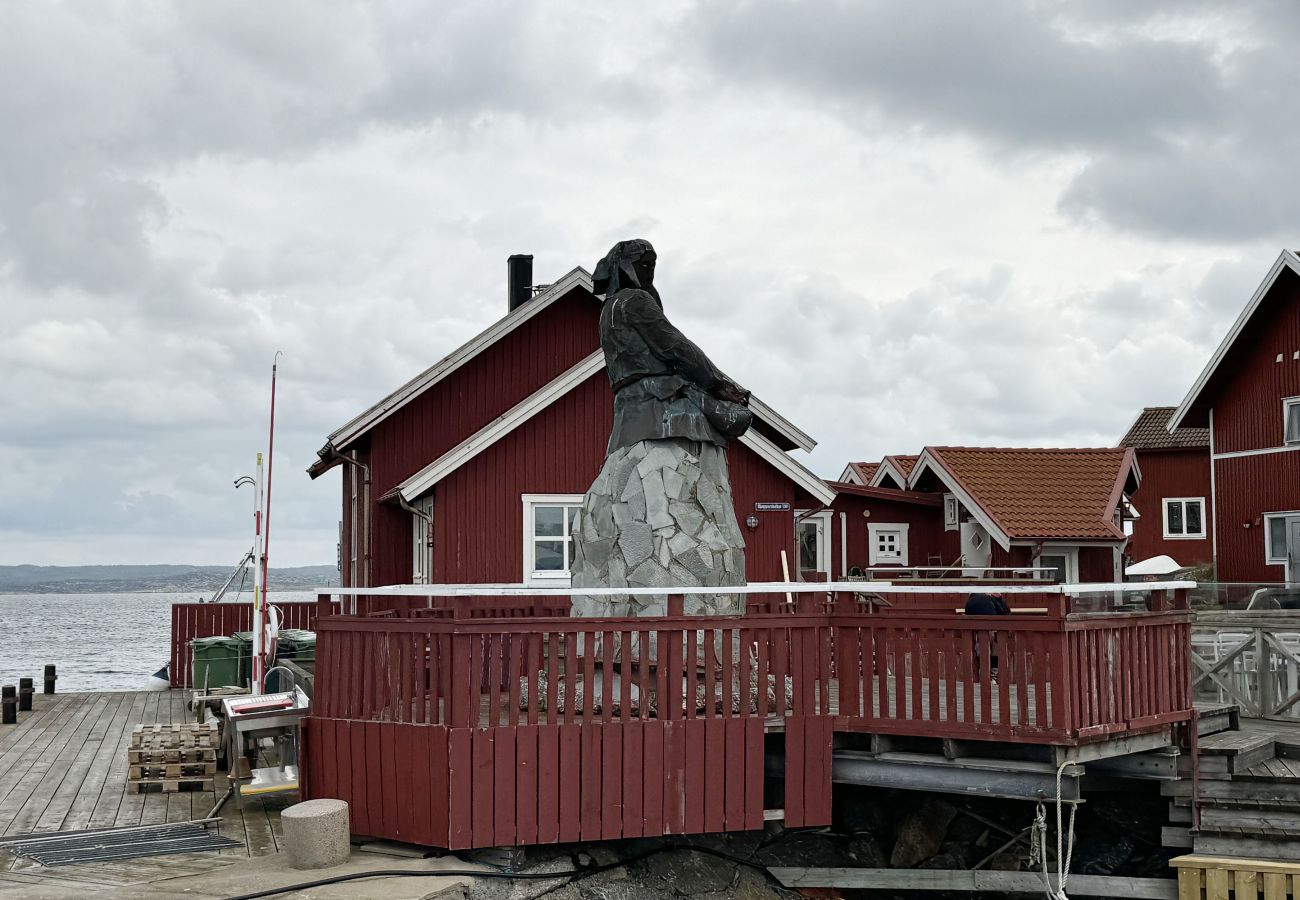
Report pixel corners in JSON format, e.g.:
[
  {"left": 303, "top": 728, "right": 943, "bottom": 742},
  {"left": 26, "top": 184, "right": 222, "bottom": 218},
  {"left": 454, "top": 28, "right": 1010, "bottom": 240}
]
[{"left": 571, "top": 437, "right": 746, "bottom": 616}]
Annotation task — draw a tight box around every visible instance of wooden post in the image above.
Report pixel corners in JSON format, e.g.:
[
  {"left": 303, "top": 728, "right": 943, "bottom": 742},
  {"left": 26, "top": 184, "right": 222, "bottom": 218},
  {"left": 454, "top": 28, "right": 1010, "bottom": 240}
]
[
  {"left": 43, "top": 664, "right": 56, "bottom": 694},
  {"left": 1, "top": 686, "right": 15, "bottom": 724},
  {"left": 316, "top": 592, "right": 333, "bottom": 621},
  {"left": 668, "top": 593, "right": 684, "bottom": 617},
  {"left": 17, "top": 678, "right": 32, "bottom": 711}
]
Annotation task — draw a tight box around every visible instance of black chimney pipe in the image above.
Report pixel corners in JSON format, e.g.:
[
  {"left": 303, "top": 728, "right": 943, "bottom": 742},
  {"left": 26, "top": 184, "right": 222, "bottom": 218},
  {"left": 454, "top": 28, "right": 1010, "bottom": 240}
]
[{"left": 508, "top": 254, "right": 533, "bottom": 312}]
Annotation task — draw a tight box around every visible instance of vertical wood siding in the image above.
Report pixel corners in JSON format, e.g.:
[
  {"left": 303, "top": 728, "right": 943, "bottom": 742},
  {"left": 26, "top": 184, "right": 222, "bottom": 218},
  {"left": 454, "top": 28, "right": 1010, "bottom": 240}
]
[
  {"left": 1210, "top": 268, "right": 1300, "bottom": 453},
  {"left": 1126, "top": 448, "right": 1213, "bottom": 566},
  {"left": 829, "top": 493, "right": 958, "bottom": 578},
  {"left": 427, "top": 371, "right": 817, "bottom": 586},
  {"left": 1213, "top": 451, "right": 1300, "bottom": 581}
]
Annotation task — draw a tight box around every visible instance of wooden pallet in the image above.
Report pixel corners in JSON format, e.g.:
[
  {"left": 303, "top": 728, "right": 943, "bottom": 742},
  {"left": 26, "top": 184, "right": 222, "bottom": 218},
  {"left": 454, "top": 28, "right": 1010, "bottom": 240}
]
[
  {"left": 127, "top": 746, "right": 217, "bottom": 765},
  {"left": 129, "top": 760, "right": 217, "bottom": 780},
  {"left": 130, "top": 722, "right": 218, "bottom": 750},
  {"left": 129, "top": 776, "right": 215, "bottom": 794},
  {"left": 1172, "top": 854, "right": 1300, "bottom": 899}
]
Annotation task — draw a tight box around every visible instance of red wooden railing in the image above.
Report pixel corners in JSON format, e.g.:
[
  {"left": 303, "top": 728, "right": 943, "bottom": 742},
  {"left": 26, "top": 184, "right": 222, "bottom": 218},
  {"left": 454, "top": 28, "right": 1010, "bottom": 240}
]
[
  {"left": 169, "top": 601, "right": 322, "bottom": 687},
  {"left": 302, "top": 586, "right": 1193, "bottom": 849}
]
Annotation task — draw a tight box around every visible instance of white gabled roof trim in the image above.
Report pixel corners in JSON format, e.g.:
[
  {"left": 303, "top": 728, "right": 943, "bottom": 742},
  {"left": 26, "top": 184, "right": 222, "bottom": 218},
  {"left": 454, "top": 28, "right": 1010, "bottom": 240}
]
[
  {"left": 1169, "top": 249, "right": 1300, "bottom": 431},
  {"left": 869, "top": 458, "right": 909, "bottom": 489},
  {"left": 907, "top": 450, "right": 1014, "bottom": 551},
  {"left": 330, "top": 267, "right": 593, "bottom": 450},
  {"left": 328, "top": 266, "right": 818, "bottom": 454},
  {"left": 748, "top": 395, "right": 816, "bottom": 452},
  {"left": 738, "top": 428, "right": 837, "bottom": 506},
  {"left": 838, "top": 463, "right": 864, "bottom": 484},
  {"left": 397, "top": 350, "right": 833, "bottom": 505},
  {"left": 398, "top": 350, "right": 605, "bottom": 502}
]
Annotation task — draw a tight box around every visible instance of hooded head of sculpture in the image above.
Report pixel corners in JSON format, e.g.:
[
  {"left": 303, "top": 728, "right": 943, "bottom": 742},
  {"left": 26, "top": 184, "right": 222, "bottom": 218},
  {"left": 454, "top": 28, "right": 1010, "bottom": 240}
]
[{"left": 593, "top": 239, "right": 656, "bottom": 298}]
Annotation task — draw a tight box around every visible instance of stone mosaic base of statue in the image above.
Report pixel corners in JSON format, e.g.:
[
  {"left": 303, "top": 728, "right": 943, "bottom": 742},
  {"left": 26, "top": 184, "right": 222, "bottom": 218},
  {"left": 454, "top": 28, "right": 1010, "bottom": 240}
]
[{"left": 570, "top": 437, "right": 745, "bottom": 617}]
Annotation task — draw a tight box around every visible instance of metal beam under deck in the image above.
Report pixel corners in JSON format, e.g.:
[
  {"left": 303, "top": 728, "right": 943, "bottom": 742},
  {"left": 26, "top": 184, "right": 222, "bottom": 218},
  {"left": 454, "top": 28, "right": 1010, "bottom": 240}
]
[{"left": 830, "top": 750, "right": 1083, "bottom": 803}]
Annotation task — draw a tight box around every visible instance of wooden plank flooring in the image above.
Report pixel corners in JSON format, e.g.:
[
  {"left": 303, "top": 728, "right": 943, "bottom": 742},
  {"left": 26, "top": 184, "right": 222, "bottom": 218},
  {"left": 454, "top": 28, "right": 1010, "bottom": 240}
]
[{"left": 0, "top": 690, "right": 292, "bottom": 890}]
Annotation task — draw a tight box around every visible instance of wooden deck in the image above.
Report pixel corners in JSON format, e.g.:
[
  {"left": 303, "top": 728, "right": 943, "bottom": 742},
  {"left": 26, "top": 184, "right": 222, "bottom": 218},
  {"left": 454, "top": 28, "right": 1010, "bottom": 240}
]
[{"left": 0, "top": 690, "right": 291, "bottom": 892}]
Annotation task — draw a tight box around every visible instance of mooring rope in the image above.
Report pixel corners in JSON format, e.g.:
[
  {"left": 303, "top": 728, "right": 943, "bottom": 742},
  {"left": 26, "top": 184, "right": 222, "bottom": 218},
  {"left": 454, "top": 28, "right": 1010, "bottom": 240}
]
[{"left": 1031, "top": 761, "right": 1078, "bottom": 900}]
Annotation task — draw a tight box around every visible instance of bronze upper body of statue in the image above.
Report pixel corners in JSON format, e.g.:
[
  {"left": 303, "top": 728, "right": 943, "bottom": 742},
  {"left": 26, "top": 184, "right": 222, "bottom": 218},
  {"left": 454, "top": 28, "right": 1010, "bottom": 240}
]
[{"left": 593, "top": 239, "right": 753, "bottom": 454}]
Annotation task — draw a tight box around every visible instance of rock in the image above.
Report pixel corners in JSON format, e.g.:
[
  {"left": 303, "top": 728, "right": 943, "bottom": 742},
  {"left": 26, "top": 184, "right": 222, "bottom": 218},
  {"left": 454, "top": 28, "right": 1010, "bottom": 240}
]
[
  {"left": 890, "top": 797, "right": 958, "bottom": 867},
  {"left": 280, "top": 798, "right": 350, "bottom": 870},
  {"left": 918, "top": 841, "right": 972, "bottom": 870},
  {"left": 834, "top": 788, "right": 893, "bottom": 837},
  {"left": 572, "top": 438, "right": 746, "bottom": 616},
  {"left": 1072, "top": 833, "right": 1136, "bottom": 876},
  {"left": 846, "top": 834, "right": 889, "bottom": 867},
  {"left": 755, "top": 831, "right": 849, "bottom": 868},
  {"left": 642, "top": 848, "right": 735, "bottom": 894}
]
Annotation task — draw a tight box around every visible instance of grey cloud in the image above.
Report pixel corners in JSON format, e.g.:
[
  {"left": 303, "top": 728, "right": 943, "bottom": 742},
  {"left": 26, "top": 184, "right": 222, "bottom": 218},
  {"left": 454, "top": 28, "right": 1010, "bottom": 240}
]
[{"left": 687, "top": 0, "right": 1298, "bottom": 242}]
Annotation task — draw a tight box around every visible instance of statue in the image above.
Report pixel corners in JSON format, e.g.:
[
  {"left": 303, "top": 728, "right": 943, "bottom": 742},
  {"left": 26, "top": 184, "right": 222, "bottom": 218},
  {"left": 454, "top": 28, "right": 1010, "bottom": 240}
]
[{"left": 570, "top": 239, "right": 752, "bottom": 617}]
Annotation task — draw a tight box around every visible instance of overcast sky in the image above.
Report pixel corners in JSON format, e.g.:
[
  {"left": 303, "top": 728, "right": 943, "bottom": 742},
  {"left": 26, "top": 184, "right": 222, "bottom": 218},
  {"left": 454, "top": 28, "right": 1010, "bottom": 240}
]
[{"left": 2, "top": 1, "right": 1295, "bottom": 567}]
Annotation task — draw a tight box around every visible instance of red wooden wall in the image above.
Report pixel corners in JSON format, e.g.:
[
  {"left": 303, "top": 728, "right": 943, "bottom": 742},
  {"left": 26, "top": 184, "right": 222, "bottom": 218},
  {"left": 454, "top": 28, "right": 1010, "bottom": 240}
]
[
  {"left": 169, "top": 601, "right": 320, "bottom": 688},
  {"left": 1206, "top": 267, "right": 1300, "bottom": 454},
  {"left": 1214, "top": 451, "right": 1300, "bottom": 582},
  {"left": 828, "top": 491, "right": 956, "bottom": 578},
  {"left": 1127, "top": 448, "right": 1212, "bottom": 567}
]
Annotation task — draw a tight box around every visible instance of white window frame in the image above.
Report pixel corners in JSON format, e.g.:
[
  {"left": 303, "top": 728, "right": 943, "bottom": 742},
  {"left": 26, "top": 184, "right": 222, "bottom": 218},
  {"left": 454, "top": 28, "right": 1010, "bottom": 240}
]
[
  {"left": 521, "top": 494, "right": 584, "bottom": 586},
  {"left": 1162, "top": 497, "right": 1207, "bottom": 540},
  {"left": 943, "top": 494, "right": 959, "bottom": 532},
  {"left": 1285, "top": 397, "right": 1300, "bottom": 446},
  {"left": 1265, "top": 511, "right": 1300, "bottom": 565},
  {"left": 795, "top": 510, "right": 833, "bottom": 577},
  {"left": 868, "top": 523, "right": 910, "bottom": 566},
  {"left": 1033, "top": 545, "right": 1079, "bottom": 584},
  {"left": 411, "top": 497, "right": 434, "bottom": 585}
]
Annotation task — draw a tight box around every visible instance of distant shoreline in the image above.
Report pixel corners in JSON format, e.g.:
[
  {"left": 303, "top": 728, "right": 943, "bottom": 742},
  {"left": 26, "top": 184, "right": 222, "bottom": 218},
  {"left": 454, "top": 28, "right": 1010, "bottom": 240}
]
[{"left": 0, "top": 564, "right": 338, "bottom": 595}]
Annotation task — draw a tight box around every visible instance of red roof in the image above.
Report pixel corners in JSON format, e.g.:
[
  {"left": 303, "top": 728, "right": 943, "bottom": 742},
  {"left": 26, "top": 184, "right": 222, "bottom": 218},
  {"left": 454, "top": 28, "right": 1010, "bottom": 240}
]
[
  {"left": 923, "top": 447, "right": 1136, "bottom": 541},
  {"left": 846, "top": 461, "right": 880, "bottom": 483},
  {"left": 1120, "top": 406, "right": 1209, "bottom": 450},
  {"left": 888, "top": 454, "right": 919, "bottom": 476}
]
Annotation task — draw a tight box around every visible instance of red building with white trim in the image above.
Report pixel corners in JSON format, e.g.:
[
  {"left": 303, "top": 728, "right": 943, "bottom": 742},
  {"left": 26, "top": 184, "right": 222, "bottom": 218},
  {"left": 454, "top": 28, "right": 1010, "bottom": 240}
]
[
  {"left": 308, "top": 262, "right": 835, "bottom": 588},
  {"left": 1167, "top": 249, "right": 1300, "bottom": 583},
  {"left": 1118, "top": 407, "right": 1212, "bottom": 571}
]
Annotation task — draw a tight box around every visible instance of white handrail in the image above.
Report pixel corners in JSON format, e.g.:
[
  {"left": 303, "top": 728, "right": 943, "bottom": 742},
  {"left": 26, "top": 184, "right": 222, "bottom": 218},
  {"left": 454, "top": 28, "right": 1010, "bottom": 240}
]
[{"left": 313, "top": 580, "right": 1196, "bottom": 597}]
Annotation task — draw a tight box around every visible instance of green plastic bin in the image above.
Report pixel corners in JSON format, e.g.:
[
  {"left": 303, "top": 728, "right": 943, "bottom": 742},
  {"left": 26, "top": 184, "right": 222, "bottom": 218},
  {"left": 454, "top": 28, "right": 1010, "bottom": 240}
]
[
  {"left": 278, "top": 629, "right": 317, "bottom": 662},
  {"left": 190, "top": 636, "right": 243, "bottom": 690},
  {"left": 231, "top": 631, "right": 254, "bottom": 687}
]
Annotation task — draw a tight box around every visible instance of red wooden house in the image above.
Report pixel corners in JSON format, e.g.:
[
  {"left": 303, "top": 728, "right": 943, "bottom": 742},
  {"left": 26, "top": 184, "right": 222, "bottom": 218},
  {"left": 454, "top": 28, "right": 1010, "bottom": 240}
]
[
  {"left": 1168, "top": 248, "right": 1300, "bottom": 583},
  {"left": 1118, "top": 407, "right": 1212, "bottom": 570},
  {"left": 825, "top": 447, "right": 1139, "bottom": 583},
  {"left": 307, "top": 260, "right": 836, "bottom": 589}
]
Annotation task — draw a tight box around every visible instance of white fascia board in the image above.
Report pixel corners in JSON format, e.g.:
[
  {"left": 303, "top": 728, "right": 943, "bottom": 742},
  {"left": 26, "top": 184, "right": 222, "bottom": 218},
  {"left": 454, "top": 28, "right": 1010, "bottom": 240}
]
[
  {"left": 330, "top": 267, "right": 593, "bottom": 450},
  {"left": 838, "top": 463, "right": 863, "bottom": 484},
  {"left": 738, "top": 429, "right": 838, "bottom": 506},
  {"left": 748, "top": 395, "right": 816, "bottom": 452},
  {"left": 1169, "top": 249, "right": 1300, "bottom": 431},
  {"left": 908, "top": 450, "right": 1013, "bottom": 551},
  {"left": 868, "top": 460, "right": 905, "bottom": 489},
  {"left": 398, "top": 350, "right": 604, "bottom": 502}
]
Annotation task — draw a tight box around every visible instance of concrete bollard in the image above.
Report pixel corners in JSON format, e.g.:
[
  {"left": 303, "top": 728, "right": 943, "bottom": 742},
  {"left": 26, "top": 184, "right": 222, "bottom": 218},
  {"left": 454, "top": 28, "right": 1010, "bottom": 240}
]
[
  {"left": 2, "top": 686, "right": 15, "bottom": 725},
  {"left": 18, "top": 678, "right": 32, "bottom": 712},
  {"left": 281, "top": 799, "right": 350, "bottom": 870},
  {"left": 44, "top": 665, "right": 56, "bottom": 695}
]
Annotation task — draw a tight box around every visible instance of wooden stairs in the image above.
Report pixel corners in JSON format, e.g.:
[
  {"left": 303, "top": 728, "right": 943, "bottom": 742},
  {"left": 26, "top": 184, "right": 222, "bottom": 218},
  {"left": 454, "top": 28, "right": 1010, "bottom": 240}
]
[{"left": 1164, "top": 708, "right": 1300, "bottom": 861}]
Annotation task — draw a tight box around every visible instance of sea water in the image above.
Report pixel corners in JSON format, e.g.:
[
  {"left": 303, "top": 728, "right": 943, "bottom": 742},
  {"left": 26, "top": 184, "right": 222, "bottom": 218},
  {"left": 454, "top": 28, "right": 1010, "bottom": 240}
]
[{"left": 0, "top": 591, "right": 318, "bottom": 692}]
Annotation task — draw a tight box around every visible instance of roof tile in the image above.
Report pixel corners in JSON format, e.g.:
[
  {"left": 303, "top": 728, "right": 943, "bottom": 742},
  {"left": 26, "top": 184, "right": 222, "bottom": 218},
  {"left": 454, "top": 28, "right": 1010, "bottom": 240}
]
[{"left": 1120, "top": 406, "right": 1210, "bottom": 450}]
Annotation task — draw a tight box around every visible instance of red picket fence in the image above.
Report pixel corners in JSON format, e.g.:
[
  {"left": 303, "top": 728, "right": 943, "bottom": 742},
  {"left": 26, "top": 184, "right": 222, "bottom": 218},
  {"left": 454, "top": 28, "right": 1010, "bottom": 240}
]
[
  {"left": 169, "top": 601, "right": 322, "bottom": 688},
  {"left": 302, "top": 588, "right": 1193, "bottom": 849}
]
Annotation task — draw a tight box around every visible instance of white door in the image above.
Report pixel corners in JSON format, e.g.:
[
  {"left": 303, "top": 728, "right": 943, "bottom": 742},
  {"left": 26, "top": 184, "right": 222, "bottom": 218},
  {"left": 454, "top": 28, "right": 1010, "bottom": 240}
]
[
  {"left": 796, "top": 512, "right": 831, "bottom": 580},
  {"left": 1288, "top": 520, "right": 1300, "bottom": 583}
]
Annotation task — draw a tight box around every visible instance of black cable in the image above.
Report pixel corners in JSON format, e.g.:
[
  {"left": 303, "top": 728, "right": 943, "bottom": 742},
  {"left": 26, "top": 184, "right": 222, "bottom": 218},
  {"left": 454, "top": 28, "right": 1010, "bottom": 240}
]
[{"left": 223, "top": 841, "right": 780, "bottom": 900}]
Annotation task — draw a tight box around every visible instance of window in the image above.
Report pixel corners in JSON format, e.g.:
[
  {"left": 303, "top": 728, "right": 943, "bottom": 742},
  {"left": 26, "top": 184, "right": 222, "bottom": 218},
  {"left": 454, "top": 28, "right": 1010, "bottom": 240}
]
[
  {"left": 1266, "top": 512, "right": 1300, "bottom": 564},
  {"left": 868, "top": 523, "right": 909, "bottom": 565},
  {"left": 1286, "top": 399, "right": 1300, "bottom": 445},
  {"left": 796, "top": 511, "right": 831, "bottom": 577},
  {"left": 1163, "top": 497, "right": 1206, "bottom": 539},
  {"left": 522, "top": 494, "right": 584, "bottom": 585},
  {"left": 1034, "top": 547, "right": 1079, "bottom": 584},
  {"left": 411, "top": 497, "right": 433, "bottom": 584},
  {"left": 943, "top": 494, "right": 959, "bottom": 532}
]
